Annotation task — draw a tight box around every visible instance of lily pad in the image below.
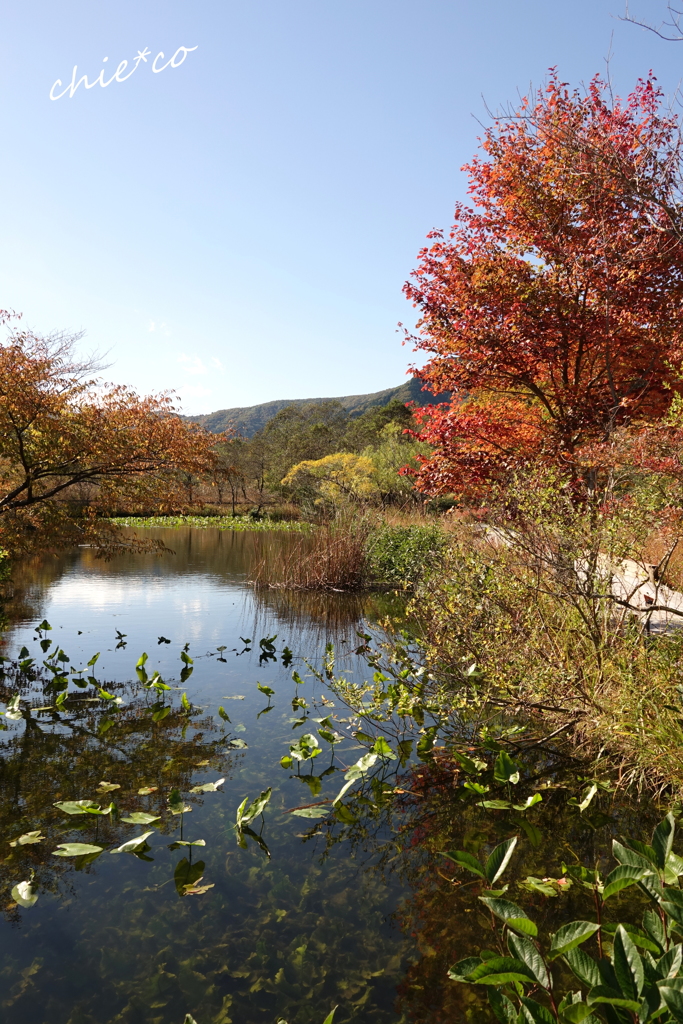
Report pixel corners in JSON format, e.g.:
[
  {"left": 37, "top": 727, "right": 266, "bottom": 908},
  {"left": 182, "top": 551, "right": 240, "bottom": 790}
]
[
  {"left": 120, "top": 812, "right": 161, "bottom": 825},
  {"left": 52, "top": 843, "right": 104, "bottom": 857}
]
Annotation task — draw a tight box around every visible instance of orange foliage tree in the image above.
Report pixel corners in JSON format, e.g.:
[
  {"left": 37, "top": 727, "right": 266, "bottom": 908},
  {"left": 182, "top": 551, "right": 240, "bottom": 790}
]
[
  {"left": 0, "top": 315, "right": 220, "bottom": 557},
  {"left": 404, "top": 73, "right": 683, "bottom": 497}
]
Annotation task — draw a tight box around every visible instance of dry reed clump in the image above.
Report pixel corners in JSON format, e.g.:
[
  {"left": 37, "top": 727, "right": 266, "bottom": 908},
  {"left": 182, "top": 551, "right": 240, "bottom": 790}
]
[{"left": 249, "top": 519, "right": 371, "bottom": 590}]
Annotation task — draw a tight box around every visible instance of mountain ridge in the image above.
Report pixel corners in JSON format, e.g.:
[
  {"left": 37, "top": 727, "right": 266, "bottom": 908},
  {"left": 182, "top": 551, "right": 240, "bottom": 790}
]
[{"left": 184, "top": 377, "right": 450, "bottom": 436}]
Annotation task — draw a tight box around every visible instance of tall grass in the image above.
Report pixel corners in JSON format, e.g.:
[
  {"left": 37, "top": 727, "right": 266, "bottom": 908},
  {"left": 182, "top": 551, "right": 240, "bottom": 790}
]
[{"left": 250, "top": 517, "right": 371, "bottom": 590}]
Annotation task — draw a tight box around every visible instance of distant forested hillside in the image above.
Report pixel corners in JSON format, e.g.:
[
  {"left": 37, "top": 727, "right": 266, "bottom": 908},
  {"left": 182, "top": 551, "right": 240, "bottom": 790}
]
[{"left": 185, "top": 377, "right": 450, "bottom": 436}]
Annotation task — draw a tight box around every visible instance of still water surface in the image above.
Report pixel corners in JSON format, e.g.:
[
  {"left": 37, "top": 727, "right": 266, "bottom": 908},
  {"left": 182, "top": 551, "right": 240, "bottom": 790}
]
[
  {"left": 0, "top": 529, "right": 414, "bottom": 1024},
  {"left": 0, "top": 528, "right": 663, "bottom": 1024}
]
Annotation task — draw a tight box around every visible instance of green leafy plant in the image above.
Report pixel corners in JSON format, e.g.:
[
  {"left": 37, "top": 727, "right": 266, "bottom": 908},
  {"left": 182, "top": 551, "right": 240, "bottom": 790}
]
[{"left": 447, "top": 813, "right": 683, "bottom": 1022}]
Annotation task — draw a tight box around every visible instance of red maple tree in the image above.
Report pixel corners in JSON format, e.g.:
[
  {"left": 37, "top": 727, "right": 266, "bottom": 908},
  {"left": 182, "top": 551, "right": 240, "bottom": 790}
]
[{"left": 404, "top": 73, "right": 683, "bottom": 496}]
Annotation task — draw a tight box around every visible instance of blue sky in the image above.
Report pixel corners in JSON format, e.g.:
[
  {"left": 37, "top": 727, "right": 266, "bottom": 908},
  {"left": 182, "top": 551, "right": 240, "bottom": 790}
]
[{"left": 0, "top": 1, "right": 680, "bottom": 413}]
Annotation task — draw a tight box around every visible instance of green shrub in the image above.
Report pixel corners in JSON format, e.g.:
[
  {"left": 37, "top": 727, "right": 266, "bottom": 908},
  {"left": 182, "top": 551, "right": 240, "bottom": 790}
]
[{"left": 367, "top": 524, "right": 447, "bottom": 586}]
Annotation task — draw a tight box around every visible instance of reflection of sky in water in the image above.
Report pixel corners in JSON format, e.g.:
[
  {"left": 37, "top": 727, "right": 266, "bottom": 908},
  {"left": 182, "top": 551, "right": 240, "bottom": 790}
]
[
  {"left": 5, "top": 528, "right": 379, "bottom": 686},
  {"left": 7, "top": 569, "right": 258, "bottom": 684}
]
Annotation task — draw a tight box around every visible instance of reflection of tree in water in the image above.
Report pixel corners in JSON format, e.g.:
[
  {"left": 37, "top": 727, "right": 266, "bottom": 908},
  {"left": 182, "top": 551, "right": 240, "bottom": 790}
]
[
  {"left": 0, "top": 548, "right": 84, "bottom": 628},
  {"left": 314, "top": 747, "right": 663, "bottom": 1024},
  {"left": 251, "top": 585, "right": 408, "bottom": 641},
  {"left": 0, "top": 677, "right": 235, "bottom": 921},
  {"left": 0, "top": 527, "right": 271, "bottom": 629}
]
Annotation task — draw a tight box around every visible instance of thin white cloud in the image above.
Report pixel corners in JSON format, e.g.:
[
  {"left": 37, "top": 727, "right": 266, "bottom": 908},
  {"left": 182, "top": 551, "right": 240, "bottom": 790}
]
[
  {"left": 149, "top": 320, "right": 170, "bottom": 336},
  {"left": 177, "top": 353, "right": 207, "bottom": 375}
]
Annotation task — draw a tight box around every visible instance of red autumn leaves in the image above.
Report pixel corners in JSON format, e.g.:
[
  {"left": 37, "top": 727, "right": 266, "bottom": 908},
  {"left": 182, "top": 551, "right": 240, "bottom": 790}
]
[{"left": 405, "top": 73, "right": 683, "bottom": 496}]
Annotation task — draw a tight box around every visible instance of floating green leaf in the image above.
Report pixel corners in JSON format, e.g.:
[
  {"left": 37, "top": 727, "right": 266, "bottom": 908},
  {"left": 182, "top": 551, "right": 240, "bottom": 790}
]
[
  {"left": 110, "top": 831, "right": 155, "bottom": 855},
  {"left": 54, "top": 800, "right": 113, "bottom": 816},
  {"left": 218, "top": 706, "right": 231, "bottom": 722},
  {"left": 289, "top": 807, "right": 330, "bottom": 818},
  {"left": 190, "top": 778, "right": 225, "bottom": 794},
  {"left": 513, "top": 793, "right": 542, "bottom": 811},
  {"left": 52, "top": 843, "right": 104, "bottom": 857},
  {"left": 9, "top": 831, "right": 45, "bottom": 847},
  {"left": 452, "top": 749, "right": 487, "bottom": 774},
  {"left": 98, "top": 688, "right": 123, "bottom": 706},
  {"left": 318, "top": 727, "right": 342, "bottom": 744},
  {"left": 120, "top": 812, "right": 160, "bottom": 825}
]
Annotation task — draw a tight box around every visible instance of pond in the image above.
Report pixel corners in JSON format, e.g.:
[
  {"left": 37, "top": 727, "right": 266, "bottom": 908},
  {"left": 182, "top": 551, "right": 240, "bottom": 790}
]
[{"left": 0, "top": 527, "right": 668, "bottom": 1024}]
